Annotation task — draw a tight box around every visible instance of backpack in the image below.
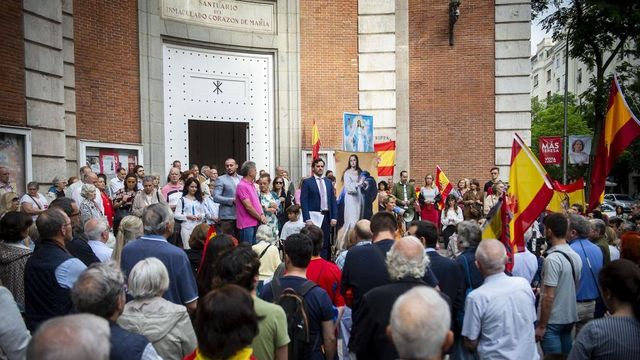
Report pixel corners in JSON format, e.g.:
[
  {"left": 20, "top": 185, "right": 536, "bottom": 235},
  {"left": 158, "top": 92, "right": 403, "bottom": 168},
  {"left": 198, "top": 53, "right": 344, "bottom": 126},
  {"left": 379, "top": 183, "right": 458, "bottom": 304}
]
[{"left": 271, "top": 274, "right": 317, "bottom": 360}]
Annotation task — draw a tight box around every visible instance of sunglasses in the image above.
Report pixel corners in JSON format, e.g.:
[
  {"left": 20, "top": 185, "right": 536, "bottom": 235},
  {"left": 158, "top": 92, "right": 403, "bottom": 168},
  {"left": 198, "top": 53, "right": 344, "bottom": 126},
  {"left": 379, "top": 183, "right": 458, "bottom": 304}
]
[{"left": 275, "top": 182, "right": 283, "bottom": 184}]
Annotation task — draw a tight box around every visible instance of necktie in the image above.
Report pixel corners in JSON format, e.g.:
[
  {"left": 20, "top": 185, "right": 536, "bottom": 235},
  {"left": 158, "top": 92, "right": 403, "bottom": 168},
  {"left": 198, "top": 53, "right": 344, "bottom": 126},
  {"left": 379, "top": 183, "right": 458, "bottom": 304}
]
[{"left": 317, "top": 177, "right": 328, "bottom": 210}]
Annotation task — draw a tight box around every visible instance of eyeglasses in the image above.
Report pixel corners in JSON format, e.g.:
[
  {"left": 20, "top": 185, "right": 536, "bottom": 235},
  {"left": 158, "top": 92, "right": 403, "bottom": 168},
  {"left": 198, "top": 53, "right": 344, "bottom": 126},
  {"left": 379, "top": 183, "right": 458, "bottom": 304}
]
[
  {"left": 70, "top": 212, "right": 81, "bottom": 217},
  {"left": 275, "top": 182, "right": 283, "bottom": 184},
  {"left": 63, "top": 222, "right": 72, "bottom": 227}
]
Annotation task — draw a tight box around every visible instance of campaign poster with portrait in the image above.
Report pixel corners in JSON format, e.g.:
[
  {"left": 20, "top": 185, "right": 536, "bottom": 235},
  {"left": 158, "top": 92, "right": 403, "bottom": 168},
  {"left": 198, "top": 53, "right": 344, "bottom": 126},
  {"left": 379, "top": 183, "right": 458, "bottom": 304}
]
[
  {"left": 343, "top": 113, "right": 374, "bottom": 152},
  {"left": 335, "top": 151, "right": 378, "bottom": 231},
  {"left": 568, "top": 135, "right": 592, "bottom": 165}
]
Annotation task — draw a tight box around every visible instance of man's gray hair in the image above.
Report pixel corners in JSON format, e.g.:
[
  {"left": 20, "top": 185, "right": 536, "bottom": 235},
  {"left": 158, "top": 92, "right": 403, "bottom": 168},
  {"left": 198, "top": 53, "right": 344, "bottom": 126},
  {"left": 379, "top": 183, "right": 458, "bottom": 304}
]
[
  {"left": 589, "top": 218, "right": 606, "bottom": 237},
  {"left": 620, "top": 221, "right": 637, "bottom": 233},
  {"left": 475, "top": 239, "right": 507, "bottom": 275},
  {"left": 84, "top": 219, "right": 109, "bottom": 240},
  {"left": 142, "top": 203, "right": 174, "bottom": 235},
  {"left": 82, "top": 171, "right": 95, "bottom": 183},
  {"left": 386, "top": 236, "right": 429, "bottom": 280},
  {"left": 27, "top": 314, "right": 110, "bottom": 360},
  {"left": 568, "top": 214, "right": 592, "bottom": 238},
  {"left": 142, "top": 175, "right": 155, "bottom": 184},
  {"left": 71, "top": 262, "right": 124, "bottom": 319},
  {"left": 457, "top": 221, "right": 481, "bottom": 248},
  {"left": 80, "top": 183, "right": 97, "bottom": 199},
  {"left": 238, "top": 161, "right": 256, "bottom": 177},
  {"left": 390, "top": 286, "right": 450, "bottom": 360},
  {"left": 128, "top": 257, "right": 170, "bottom": 299}
]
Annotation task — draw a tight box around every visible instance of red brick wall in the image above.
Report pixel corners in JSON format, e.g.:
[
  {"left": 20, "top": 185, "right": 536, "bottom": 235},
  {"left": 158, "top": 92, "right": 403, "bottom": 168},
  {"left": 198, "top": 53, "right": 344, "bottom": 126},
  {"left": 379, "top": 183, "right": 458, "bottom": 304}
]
[
  {"left": 408, "top": 0, "right": 495, "bottom": 184},
  {"left": 0, "top": 0, "right": 25, "bottom": 126},
  {"left": 74, "top": 0, "right": 140, "bottom": 143},
  {"left": 299, "top": 0, "right": 359, "bottom": 151}
]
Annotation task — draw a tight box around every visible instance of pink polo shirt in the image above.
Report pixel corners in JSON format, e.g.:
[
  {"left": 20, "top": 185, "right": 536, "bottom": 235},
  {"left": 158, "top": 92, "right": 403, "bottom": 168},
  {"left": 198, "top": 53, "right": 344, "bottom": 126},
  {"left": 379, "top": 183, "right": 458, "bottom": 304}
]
[{"left": 235, "top": 178, "right": 263, "bottom": 229}]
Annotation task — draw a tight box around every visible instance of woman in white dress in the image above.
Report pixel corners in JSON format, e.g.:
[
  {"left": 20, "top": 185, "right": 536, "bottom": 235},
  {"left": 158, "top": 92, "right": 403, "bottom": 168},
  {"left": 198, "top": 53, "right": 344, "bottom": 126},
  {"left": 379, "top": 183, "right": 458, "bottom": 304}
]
[
  {"left": 174, "top": 178, "right": 205, "bottom": 250},
  {"left": 20, "top": 182, "right": 48, "bottom": 221},
  {"left": 342, "top": 154, "right": 363, "bottom": 230}
]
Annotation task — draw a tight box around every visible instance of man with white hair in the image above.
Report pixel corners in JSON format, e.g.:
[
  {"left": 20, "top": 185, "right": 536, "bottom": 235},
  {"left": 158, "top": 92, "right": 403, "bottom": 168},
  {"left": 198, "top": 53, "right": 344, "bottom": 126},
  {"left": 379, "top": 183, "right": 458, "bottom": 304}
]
[
  {"left": 389, "top": 286, "right": 453, "bottom": 360},
  {"left": 120, "top": 203, "right": 198, "bottom": 313},
  {"left": 85, "top": 218, "right": 112, "bottom": 262},
  {"left": 27, "top": 314, "right": 111, "bottom": 360},
  {"left": 0, "top": 166, "right": 14, "bottom": 196},
  {"left": 462, "top": 239, "right": 538, "bottom": 359},
  {"left": 350, "top": 236, "right": 444, "bottom": 360}
]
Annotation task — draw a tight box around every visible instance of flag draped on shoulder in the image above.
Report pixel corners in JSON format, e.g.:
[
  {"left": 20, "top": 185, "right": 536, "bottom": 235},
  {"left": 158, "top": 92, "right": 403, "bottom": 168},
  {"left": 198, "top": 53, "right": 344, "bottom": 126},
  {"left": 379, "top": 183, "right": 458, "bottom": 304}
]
[
  {"left": 435, "top": 166, "right": 453, "bottom": 208},
  {"left": 374, "top": 141, "right": 396, "bottom": 176},
  {"left": 481, "top": 195, "right": 514, "bottom": 272},
  {"left": 588, "top": 76, "right": 640, "bottom": 211},
  {"left": 508, "top": 133, "right": 555, "bottom": 253},
  {"left": 548, "top": 178, "right": 586, "bottom": 213},
  {"left": 312, "top": 121, "right": 321, "bottom": 160}
]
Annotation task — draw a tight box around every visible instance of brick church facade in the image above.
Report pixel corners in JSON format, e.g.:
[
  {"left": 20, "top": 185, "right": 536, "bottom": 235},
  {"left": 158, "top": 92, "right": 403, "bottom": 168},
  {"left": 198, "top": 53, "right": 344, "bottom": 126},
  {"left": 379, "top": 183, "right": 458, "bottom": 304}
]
[{"left": 0, "top": 0, "right": 531, "bottom": 190}]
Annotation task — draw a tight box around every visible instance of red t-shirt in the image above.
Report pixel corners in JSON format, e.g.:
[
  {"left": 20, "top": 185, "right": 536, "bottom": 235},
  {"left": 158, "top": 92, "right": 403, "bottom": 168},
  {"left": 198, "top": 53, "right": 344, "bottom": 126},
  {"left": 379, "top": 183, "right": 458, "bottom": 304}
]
[{"left": 306, "top": 258, "right": 346, "bottom": 307}]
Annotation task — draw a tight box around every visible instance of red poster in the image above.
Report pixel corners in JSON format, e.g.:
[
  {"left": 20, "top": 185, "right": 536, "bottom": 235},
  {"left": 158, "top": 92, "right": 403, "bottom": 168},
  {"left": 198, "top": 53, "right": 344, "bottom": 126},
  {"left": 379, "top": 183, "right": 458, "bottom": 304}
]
[{"left": 538, "top": 136, "right": 562, "bottom": 165}]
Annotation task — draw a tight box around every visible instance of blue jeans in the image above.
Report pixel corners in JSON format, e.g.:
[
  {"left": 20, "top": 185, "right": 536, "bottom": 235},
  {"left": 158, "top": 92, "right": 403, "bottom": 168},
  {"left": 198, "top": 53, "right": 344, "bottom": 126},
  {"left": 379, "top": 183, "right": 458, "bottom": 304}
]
[
  {"left": 541, "top": 323, "right": 574, "bottom": 355},
  {"left": 239, "top": 225, "right": 257, "bottom": 245}
]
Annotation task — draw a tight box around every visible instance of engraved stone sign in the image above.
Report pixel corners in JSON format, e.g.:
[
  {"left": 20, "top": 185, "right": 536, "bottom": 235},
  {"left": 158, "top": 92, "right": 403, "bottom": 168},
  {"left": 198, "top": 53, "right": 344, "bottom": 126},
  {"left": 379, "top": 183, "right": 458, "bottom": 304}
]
[{"left": 162, "top": 0, "right": 276, "bottom": 34}]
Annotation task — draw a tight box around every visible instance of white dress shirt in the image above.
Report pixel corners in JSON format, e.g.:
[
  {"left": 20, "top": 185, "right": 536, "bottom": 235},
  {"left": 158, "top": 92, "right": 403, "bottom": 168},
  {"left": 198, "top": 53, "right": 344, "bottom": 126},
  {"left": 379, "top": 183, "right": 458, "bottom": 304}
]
[{"left": 88, "top": 240, "right": 113, "bottom": 263}]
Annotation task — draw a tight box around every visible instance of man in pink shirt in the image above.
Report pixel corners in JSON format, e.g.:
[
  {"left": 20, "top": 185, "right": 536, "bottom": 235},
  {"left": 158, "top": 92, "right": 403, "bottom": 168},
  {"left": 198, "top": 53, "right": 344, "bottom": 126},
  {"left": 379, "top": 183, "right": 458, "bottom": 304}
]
[{"left": 235, "top": 161, "right": 266, "bottom": 244}]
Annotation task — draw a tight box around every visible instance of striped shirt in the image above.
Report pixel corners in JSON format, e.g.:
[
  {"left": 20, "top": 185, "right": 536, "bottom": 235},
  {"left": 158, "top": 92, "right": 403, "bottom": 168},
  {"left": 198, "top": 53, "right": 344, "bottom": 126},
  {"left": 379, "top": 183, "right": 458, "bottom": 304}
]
[{"left": 568, "top": 316, "right": 640, "bottom": 360}]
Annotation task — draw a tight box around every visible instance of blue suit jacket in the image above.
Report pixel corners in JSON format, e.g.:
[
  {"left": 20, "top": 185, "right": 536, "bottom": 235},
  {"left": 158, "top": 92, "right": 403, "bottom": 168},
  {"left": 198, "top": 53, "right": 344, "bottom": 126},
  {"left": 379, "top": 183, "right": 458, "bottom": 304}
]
[{"left": 300, "top": 176, "right": 338, "bottom": 222}]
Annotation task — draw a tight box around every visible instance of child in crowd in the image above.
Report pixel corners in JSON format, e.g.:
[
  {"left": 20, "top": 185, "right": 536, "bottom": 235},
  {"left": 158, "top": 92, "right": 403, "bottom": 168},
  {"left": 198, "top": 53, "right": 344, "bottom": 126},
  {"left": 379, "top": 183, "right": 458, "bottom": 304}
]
[{"left": 279, "top": 204, "right": 305, "bottom": 241}]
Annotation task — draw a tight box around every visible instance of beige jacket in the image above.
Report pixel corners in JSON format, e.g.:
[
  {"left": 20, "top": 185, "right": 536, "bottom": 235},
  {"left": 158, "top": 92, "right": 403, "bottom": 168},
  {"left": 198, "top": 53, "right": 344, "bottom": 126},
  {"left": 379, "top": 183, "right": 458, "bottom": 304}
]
[{"left": 118, "top": 297, "right": 197, "bottom": 360}]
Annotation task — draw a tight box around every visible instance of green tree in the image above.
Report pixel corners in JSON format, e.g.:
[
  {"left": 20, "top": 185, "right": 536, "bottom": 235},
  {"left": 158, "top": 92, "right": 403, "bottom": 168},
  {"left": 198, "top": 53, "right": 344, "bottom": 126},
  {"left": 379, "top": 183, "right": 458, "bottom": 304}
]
[{"left": 531, "top": 94, "right": 592, "bottom": 181}]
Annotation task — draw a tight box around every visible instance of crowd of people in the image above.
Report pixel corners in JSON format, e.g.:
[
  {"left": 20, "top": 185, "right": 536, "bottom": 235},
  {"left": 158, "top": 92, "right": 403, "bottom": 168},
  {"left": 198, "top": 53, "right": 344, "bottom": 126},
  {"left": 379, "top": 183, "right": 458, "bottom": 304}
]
[{"left": 1, "top": 161, "right": 640, "bottom": 360}]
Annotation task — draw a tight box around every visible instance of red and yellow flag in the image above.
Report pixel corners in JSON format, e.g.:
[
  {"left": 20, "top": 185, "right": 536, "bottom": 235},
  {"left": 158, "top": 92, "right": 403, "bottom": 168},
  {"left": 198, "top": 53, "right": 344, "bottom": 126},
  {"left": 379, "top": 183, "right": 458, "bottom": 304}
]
[
  {"left": 481, "top": 195, "right": 514, "bottom": 272},
  {"left": 435, "top": 166, "right": 453, "bottom": 208},
  {"left": 548, "top": 178, "right": 586, "bottom": 213},
  {"left": 311, "top": 121, "right": 321, "bottom": 160},
  {"left": 374, "top": 141, "right": 395, "bottom": 176},
  {"left": 508, "top": 133, "right": 555, "bottom": 253},
  {"left": 588, "top": 76, "right": 640, "bottom": 211}
]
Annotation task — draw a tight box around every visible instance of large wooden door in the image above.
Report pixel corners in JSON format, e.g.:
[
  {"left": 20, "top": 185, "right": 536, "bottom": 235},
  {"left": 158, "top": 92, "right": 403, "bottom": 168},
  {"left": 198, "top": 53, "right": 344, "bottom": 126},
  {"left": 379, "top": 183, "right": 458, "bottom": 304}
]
[{"left": 188, "top": 120, "right": 247, "bottom": 170}]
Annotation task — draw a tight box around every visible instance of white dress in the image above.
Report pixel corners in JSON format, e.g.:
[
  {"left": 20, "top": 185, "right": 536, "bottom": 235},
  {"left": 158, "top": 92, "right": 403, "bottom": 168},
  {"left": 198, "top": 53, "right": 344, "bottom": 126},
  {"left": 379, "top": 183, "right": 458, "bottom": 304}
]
[
  {"left": 343, "top": 169, "right": 362, "bottom": 230},
  {"left": 174, "top": 196, "right": 205, "bottom": 249}
]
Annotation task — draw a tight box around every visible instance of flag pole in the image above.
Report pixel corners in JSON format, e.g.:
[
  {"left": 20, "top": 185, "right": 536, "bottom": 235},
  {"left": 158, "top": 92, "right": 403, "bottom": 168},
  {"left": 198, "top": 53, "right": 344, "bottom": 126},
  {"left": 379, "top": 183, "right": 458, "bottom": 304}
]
[{"left": 562, "top": 31, "right": 570, "bottom": 185}]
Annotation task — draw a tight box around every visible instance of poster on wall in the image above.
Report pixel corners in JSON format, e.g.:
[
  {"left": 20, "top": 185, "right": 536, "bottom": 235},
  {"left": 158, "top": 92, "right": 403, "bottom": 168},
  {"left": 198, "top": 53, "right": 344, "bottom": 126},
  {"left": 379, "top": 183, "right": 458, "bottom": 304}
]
[
  {"left": 99, "top": 149, "right": 118, "bottom": 175},
  {"left": 343, "top": 113, "right": 374, "bottom": 152},
  {"left": 568, "top": 135, "right": 592, "bottom": 165},
  {"left": 538, "top": 136, "right": 562, "bottom": 165},
  {"left": 85, "top": 146, "right": 140, "bottom": 181},
  {"left": 0, "top": 132, "right": 25, "bottom": 193},
  {"left": 334, "top": 151, "right": 378, "bottom": 230}
]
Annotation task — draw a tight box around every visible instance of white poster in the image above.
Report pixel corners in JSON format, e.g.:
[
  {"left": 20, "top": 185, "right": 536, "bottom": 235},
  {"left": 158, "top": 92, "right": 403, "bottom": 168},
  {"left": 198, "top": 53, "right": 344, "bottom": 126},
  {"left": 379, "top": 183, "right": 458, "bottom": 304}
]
[{"left": 568, "top": 135, "right": 592, "bottom": 165}]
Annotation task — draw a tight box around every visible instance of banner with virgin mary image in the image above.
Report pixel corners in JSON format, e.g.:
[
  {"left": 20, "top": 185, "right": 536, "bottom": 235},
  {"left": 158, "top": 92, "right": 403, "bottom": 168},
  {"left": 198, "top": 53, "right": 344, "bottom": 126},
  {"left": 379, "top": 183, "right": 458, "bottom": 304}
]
[
  {"left": 343, "top": 113, "right": 374, "bottom": 152},
  {"left": 335, "top": 151, "right": 378, "bottom": 231}
]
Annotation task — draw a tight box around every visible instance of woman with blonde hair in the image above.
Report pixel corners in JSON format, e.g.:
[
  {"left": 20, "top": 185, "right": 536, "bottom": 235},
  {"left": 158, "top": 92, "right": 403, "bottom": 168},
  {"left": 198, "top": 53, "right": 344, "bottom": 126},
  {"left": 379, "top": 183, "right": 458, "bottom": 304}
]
[
  {"left": 111, "top": 215, "right": 143, "bottom": 266},
  {"left": 0, "top": 192, "right": 20, "bottom": 219}
]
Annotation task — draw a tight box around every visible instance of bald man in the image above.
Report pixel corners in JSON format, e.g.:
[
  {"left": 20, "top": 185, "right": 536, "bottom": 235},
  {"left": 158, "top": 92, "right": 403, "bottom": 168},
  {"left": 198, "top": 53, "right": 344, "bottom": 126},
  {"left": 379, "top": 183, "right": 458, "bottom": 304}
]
[
  {"left": 462, "top": 239, "right": 538, "bottom": 359},
  {"left": 350, "top": 236, "right": 448, "bottom": 360},
  {"left": 389, "top": 286, "right": 453, "bottom": 360}
]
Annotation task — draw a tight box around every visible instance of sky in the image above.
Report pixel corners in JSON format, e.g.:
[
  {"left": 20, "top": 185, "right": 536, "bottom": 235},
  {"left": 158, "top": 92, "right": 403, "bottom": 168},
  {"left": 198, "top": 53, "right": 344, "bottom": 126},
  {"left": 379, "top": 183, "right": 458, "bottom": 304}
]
[{"left": 531, "top": 18, "right": 549, "bottom": 55}]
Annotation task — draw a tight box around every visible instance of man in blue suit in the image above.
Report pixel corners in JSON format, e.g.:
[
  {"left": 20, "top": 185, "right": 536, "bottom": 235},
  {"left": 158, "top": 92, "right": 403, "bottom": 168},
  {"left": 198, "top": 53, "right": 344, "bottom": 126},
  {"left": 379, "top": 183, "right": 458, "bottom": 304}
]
[{"left": 301, "top": 158, "right": 338, "bottom": 260}]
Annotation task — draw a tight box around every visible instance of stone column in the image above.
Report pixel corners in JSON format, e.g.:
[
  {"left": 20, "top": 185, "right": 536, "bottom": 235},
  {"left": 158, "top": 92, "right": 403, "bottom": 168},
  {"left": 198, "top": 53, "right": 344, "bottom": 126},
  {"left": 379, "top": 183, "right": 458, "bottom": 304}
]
[
  {"left": 23, "top": 0, "right": 72, "bottom": 186},
  {"left": 494, "top": 1, "right": 532, "bottom": 179}
]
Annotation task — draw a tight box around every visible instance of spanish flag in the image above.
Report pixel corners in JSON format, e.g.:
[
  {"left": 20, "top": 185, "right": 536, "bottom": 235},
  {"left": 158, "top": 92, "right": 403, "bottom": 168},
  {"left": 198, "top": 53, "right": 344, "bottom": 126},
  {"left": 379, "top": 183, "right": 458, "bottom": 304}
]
[
  {"left": 588, "top": 76, "right": 640, "bottom": 211},
  {"left": 508, "top": 133, "right": 555, "bottom": 253},
  {"left": 548, "top": 178, "right": 586, "bottom": 213},
  {"left": 374, "top": 141, "right": 395, "bottom": 176},
  {"left": 312, "top": 120, "right": 321, "bottom": 160},
  {"left": 481, "top": 195, "right": 514, "bottom": 272},
  {"left": 436, "top": 166, "right": 453, "bottom": 208}
]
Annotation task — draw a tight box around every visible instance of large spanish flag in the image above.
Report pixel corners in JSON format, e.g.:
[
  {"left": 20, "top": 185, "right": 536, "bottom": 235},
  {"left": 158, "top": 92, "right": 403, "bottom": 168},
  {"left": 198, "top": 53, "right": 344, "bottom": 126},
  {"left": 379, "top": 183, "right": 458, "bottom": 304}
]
[
  {"left": 436, "top": 166, "right": 453, "bottom": 208},
  {"left": 311, "top": 121, "right": 321, "bottom": 160},
  {"left": 588, "top": 76, "right": 640, "bottom": 211},
  {"left": 375, "top": 141, "right": 395, "bottom": 176},
  {"left": 548, "top": 178, "right": 586, "bottom": 213},
  {"left": 508, "top": 133, "right": 555, "bottom": 252}
]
